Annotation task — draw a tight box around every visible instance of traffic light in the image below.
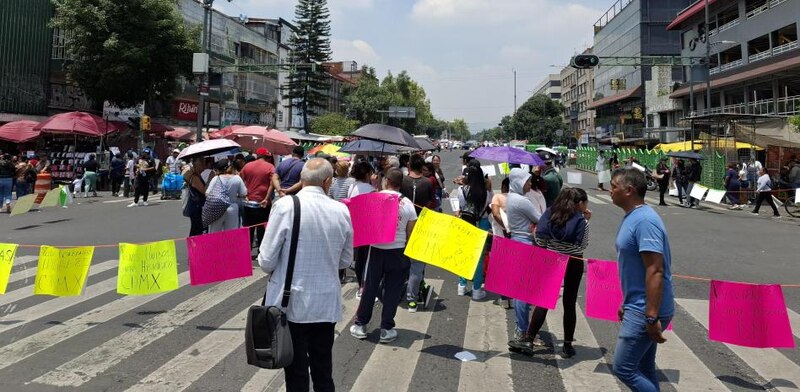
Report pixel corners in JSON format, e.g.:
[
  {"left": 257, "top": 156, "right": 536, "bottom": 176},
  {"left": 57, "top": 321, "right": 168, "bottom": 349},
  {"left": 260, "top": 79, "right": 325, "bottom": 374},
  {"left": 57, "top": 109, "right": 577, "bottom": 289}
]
[
  {"left": 141, "top": 115, "right": 151, "bottom": 131},
  {"left": 571, "top": 55, "right": 599, "bottom": 69},
  {"left": 127, "top": 116, "right": 140, "bottom": 131}
]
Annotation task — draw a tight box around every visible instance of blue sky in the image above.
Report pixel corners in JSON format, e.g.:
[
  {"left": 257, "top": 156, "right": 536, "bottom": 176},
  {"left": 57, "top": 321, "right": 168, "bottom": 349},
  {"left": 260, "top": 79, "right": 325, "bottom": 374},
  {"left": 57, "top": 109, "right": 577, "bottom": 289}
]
[{"left": 213, "top": 0, "right": 605, "bottom": 131}]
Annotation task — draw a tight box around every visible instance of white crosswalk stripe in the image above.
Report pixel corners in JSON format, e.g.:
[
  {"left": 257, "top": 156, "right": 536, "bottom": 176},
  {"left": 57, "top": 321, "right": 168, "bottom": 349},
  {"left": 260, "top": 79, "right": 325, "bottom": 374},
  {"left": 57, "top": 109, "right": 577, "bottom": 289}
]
[{"left": 0, "top": 255, "right": 799, "bottom": 391}]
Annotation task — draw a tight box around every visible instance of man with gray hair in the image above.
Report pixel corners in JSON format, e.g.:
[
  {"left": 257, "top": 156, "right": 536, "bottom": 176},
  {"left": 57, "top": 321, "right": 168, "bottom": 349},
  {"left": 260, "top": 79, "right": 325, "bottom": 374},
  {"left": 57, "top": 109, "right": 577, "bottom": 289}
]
[{"left": 258, "top": 158, "right": 353, "bottom": 392}]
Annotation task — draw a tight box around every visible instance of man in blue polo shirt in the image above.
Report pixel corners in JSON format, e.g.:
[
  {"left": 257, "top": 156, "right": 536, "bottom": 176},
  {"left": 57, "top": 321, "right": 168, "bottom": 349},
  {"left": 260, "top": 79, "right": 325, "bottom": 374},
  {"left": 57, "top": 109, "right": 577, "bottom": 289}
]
[
  {"left": 609, "top": 167, "right": 674, "bottom": 392},
  {"left": 272, "top": 146, "right": 306, "bottom": 196}
]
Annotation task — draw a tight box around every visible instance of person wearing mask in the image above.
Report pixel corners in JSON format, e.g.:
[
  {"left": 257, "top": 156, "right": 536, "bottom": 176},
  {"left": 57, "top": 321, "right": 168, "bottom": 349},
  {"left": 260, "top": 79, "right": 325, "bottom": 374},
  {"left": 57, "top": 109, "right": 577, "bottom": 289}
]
[
  {"left": 513, "top": 187, "right": 591, "bottom": 358},
  {"left": 540, "top": 152, "right": 563, "bottom": 207},
  {"left": 206, "top": 159, "right": 247, "bottom": 233},
  {"left": 724, "top": 162, "right": 743, "bottom": 210},
  {"left": 123, "top": 152, "right": 135, "bottom": 198},
  {"left": 610, "top": 167, "right": 674, "bottom": 391},
  {"left": 258, "top": 158, "right": 353, "bottom": 392},
  {"left": 110, "top": 153, "right": 125, "bottom": 197},
  {"left": 655, "top": 157, "right": 671, "bottom": 206},
  {"left": 349, "top": 168, "right": 416, "bottom": 343},
  {"left": 0, "top": 154, "right": 15, "bottom": 212},
  {"left": 329, "top": 160, "right": 355, "bottom": 201},
  {"left": 14, "top": 156, "right": 35, "bottom": 199},
  {"left": 82, "top": 154, "right": 99, "bottom": 198},
  {"left": 400, "top": 154, "right": 434, "bottom": 313},
  {"left": 596, "top": 151, "right": 607, "bottom": 190},
  {"left": 505, "top": 168, "right": 542, "bottom": 347},
  {"left": 685, "top": 158, "right": 702, "bottom": 208},
  {"left": 272, "top": 146, "right": 306, "bottom": 197},
  {"left": 456, "top": 163, "right": 490, "bottom": 300},
  {"left": 184, "top": 157, "right": 209, "bottom": 236},
  {"left": 239, "top": 148, "right": 275, "bottom": 248},
  {"left": 671, "top": 159, "right": 688, "bottom": 206},
  {"left": 128, "top": 151, "right": 155, "bottom": 207},
  {"left": 750, "top": 166, "right": 781, "bottom": 218}
]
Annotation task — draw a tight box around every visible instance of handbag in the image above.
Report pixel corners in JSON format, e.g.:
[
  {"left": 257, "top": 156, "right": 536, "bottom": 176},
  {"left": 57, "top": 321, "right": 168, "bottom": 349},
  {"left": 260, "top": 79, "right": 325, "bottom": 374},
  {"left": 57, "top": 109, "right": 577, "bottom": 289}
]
[
  {"left": 245, "top": 195, "right": 301, "bottom": 369},
  {"left": 201, "top": 177, "right": 231, "bottom": 227}
]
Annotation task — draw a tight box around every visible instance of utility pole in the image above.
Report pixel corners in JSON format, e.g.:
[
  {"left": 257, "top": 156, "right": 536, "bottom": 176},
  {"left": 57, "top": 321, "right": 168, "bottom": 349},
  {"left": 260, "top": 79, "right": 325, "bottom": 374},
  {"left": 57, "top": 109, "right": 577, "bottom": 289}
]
[
  {"left": 513, "top": 68, "right": 517, "bottom": 141},
  {"left": 704, "top": 0, "right": 712, "bottom": 115},
  {"left": 196, "top": 0, "right": 212, "bottom": 142}
]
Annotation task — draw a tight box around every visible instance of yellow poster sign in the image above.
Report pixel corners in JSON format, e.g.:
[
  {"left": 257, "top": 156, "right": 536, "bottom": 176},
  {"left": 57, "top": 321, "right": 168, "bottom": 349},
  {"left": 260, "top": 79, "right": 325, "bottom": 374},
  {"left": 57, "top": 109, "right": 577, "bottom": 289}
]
[
  {"left": 39, "top": 188, "right": 61, "bottom": 208},
  {"left": 499, "top": 163, "right": 511, "bottom": 175},
  {"left": 34, "top": 246, "right": 94, "bottom": 296},
  {"left": 10, "top": 194, "right": 36, "bottom": 216},
  {"left": 404, "top": 208, "right": 488, "bottom": 279},
  {"left": 0, "top": 243, "right": 18, "bottom": 294},
  {"left": 118, "top": 240, "right": 179, "bottom": 295}
]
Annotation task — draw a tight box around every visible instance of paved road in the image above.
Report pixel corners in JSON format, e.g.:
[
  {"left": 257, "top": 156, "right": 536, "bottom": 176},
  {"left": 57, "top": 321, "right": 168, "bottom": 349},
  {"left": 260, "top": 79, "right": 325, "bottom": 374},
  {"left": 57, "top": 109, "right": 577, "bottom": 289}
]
[{"left": 0, "top": 150, "right": 798, "bottom": 391}]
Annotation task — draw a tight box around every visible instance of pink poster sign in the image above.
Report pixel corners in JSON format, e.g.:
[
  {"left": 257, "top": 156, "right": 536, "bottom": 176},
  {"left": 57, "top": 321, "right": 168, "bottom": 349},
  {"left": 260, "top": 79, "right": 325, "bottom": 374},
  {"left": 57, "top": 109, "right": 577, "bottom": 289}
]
[
  {"left": 343, "top": 193, "right": 399, "bottom": 247},
  {"left": 709, "top": 280, "right": 795, "bottom": 348},
  {"left": 585, "top": 259, "right": 623, "bottom": 322},
  {"left": 187, "top": 227, "right": 253, "bottom": 286},
  {"left": 485, "top": 236, "right": 569, "bottom": 309}
]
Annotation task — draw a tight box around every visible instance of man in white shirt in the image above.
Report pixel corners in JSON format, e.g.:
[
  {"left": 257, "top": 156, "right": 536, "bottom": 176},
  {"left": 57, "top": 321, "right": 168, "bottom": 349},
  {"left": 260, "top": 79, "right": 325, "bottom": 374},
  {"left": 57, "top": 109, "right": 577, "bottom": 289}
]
[
  {"left": 165, "top": 149, "right": 183, "bottom": 174},
  {"left": 350, "top": 168, "right": 417, "bottom": 344},
  {"left": 258, "top": 158, "right": 353, "bottom": 392}
]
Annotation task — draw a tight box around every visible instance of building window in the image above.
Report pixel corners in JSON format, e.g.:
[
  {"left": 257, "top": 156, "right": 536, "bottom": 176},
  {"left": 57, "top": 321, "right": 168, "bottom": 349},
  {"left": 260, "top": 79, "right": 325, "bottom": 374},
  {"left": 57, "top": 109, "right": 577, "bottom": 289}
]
[{"left": 52, "top": 28, "right": 72, "bottom": 60}]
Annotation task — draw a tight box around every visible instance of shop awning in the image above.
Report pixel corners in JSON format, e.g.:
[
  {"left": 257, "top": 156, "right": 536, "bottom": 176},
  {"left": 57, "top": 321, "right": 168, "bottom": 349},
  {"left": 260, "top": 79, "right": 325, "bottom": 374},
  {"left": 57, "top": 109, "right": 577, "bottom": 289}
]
[
  {"left": 666, "top": 0, "right": 720, "bottom": 31},
  {"left": 588, "top": 86, "right": 642, "bottom": 109},
  {"left": 655, "top": 139, "right": 764, "bottom": 152}
]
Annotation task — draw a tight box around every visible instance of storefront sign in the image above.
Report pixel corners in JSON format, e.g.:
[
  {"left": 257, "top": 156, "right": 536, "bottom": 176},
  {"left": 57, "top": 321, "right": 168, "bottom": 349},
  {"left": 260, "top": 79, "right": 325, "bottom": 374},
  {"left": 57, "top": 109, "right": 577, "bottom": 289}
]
[{"left": 173, "top": 100, "right": 198, "bottom": 121}]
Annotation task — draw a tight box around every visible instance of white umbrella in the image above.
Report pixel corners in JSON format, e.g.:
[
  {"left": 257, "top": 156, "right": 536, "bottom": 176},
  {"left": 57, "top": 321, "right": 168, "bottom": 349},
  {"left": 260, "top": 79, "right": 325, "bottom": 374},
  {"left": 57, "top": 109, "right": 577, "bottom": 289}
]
[
  {"left": 177, "top": 139, "right": 240, "bottom": 160},
  {"left": 535, "top": 146, "right": 559, "bottom": 156}
]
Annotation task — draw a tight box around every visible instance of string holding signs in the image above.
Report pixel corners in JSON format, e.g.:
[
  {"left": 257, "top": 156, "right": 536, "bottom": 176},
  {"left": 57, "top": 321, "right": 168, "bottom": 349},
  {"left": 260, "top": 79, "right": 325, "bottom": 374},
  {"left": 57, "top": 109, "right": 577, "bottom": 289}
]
[
  {"left": 404, "top": 208, "right": 487, "bottom": 279},
  {"left": 0, "top": 243, "right": 18, "bottom": 294},
  {"left": 34, "top": 246, "right": 94, "bottom": 297},
  {"left": 709, "top": 280, "right": 795, "bottom": 348},
  {"left": 343, "top": 192, "right": 399, "bottom": 247},
  {"left": 118, "top": 240, "right": 179, "bottom": 295},
  {"left": 484, "top": 236, "right": 568, "bottom": 309},
  {"left": 187, "top": 228, "right": 253, "bottom": 286}
]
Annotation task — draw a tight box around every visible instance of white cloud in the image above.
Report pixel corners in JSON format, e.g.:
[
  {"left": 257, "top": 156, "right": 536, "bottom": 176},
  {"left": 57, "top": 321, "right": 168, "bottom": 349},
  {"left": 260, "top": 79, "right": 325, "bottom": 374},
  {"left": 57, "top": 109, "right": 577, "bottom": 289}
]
[
  {"left": 331, "top": 38, "right": 380, "bottom": 65},
  {"left": 411, "top": 0, "right": 601, "bottom": 30}
]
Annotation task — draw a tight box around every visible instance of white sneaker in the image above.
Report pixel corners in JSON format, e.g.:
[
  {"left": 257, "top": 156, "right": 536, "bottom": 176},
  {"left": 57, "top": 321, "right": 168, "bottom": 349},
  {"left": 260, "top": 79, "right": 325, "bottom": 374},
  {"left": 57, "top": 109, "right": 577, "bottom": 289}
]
[
  {"left": 127, "top": 202, "right": 137, "bottom": 208},
  {"left": 472, "top": 288, "right": 486, "bottom": 301},
  {"left": 350, "top": 324, "right": 367, "bottom": 340},
  {"left": 142, "top": 201, "right": 149, "bottom": 206},
  {"left": 457, "top": 283, "right": 467, "bottom": 296},
  {"left": 379, "top": 328, "right": 397, "bottom": 343},
  {"left": 355, "top": 288, "right": 363, "bottom": 301}
]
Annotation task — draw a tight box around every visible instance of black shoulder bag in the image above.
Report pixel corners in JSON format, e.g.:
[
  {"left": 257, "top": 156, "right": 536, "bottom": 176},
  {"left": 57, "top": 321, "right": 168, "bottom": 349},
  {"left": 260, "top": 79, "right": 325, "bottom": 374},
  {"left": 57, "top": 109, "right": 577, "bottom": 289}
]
[{"left": 245, "top": 195, "right": 301, "bottom": 369}]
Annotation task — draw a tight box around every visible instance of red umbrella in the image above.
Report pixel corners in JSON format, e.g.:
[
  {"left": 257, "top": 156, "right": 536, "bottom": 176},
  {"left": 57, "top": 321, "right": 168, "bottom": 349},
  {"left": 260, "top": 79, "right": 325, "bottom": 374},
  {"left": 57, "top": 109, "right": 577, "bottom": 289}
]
[
  {"left": 226, "top": 126, "right": 298, "bottom": 155},
  {"left": 209, "top": 124, "right": 245, "bottom": 139},
  {"left": 33, "top": 111, "right": 116, "bottom": 137},
  {"left": 0, "top": 121, "right": 41, "bottom": 143},
  {"left": 164, "top": 127, "right": 195, "bottom": 142}
]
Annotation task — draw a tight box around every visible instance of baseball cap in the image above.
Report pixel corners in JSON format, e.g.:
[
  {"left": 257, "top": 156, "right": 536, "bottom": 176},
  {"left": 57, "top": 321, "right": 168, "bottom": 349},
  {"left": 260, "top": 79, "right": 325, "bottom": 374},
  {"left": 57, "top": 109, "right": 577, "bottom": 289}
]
[
  {"left": 172, "top": 148, "right": 180, "bottom": 154},
  {"left": 255, "top": 147, "right": 271, "bottom": 156},
  {"left": 538, "top": 151, "right": 553, "bottom": 164}
]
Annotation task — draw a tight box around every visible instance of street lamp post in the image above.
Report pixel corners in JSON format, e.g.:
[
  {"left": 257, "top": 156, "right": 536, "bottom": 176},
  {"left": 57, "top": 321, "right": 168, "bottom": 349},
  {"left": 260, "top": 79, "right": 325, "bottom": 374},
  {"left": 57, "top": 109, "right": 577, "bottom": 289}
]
[{"left": 705, "top": 0, "right": 712, "bottom": 115}]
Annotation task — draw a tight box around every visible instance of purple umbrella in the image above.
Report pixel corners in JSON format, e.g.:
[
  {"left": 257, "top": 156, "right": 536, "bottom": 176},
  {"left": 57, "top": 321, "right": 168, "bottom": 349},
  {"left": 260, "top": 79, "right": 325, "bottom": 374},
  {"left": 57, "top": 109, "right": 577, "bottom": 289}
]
[{"left": 469, "top": 146, "right": 544, "bottom": 166}]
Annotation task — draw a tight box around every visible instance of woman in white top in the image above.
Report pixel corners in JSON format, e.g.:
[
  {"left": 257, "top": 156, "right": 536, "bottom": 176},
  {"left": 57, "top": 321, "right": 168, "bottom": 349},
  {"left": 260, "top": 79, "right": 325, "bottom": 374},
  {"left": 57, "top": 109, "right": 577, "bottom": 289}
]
[
  {"left": 751, "top": 166, "right": 780, "bottom": 217},
  {"left": 525, "top": 167, "right": 547, "bottom": 217},
  {"left": 595, "top": 151, "right": 607, "bottom": 190},
  {"left": 206, "top": 159, "right": 248, "bottom": 233},
  {"left": 490, "top": 177, "right": 510, "bottom": 236}
]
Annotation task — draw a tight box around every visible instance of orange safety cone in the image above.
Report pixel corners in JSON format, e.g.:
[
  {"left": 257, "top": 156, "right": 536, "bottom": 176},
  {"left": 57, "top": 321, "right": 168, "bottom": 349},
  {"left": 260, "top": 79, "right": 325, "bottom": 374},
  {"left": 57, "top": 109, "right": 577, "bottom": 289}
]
[{"left": 33, "top": 172, "right": 52, "bottom": 204}]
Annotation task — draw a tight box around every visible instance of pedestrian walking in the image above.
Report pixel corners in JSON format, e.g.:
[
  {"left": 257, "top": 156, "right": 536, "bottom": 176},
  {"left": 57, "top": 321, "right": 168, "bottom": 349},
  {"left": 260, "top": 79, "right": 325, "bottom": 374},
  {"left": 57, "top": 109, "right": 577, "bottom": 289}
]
[
  {"left": 456, "top": 163, "right": 490, "bottom": 300},
  {"left": 609, "top": 167, "right": 674, "bottom": 392},
  {"left": 750, "top": 166, "right": 781, "bottom": 218},
  {"left": 206, "top": 159, "right": 247, "bottom": 233},
  {"left": 685, "top": 158, "right": 702, "bottom": 208},
  {"left": 400, "top": 154, "right": 435, "bottom": 312},
  {"left": 350, "top": 168, "right": 416, "bottom": 343},
  {"left": 655, "top": 157, "right": 671, "bottom": 206},
  {"left": 515, "top": 187, "right": 591, "bottom": 358},
  {"left": 239, "top": 148, "right": 275, "bottom": 248},
  {"left": 0, "top": 153, "right": 15, "bottom": 212},
  {"left": 14, "top": 156, "right": 35, "bottom": 199},
  {"left": 258, "top": 158, "right": 353, "bottom": 392},
  {"left": 184, "top": 157, "right": 209, "bottom": 236},
  {"left": 671, "top": 159, "right": 688, "bottom": 205},
  {"left": 128, "top": 151, "right": 155, "bottom": 207},
  {"left": 596, "top": 151, "right": 607, "bottom": 190},
  {"left": 724, "top": 163, "right": 743, "bottom": 209},
  {"left": 505, "top": 168, "right": 542, "bottom": 347},
  {"left": 272, "top": 146, "right": 306, "bottom": 197},
  {"left": 82, "top": 154, "right": 99, "bottom": 198},
  {"left": 110, "top": 153, "right": 125, "bottom": 197},
  {"left": 123, "top": 152, "right": 135, "bottom": 198}
]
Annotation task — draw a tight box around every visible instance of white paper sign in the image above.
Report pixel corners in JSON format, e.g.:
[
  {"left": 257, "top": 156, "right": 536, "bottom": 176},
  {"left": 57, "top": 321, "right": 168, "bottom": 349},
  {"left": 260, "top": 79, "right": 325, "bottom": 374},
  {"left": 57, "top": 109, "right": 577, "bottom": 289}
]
[
  {"left": 705, "top": 189, "right": 727, "bottom": 204},
  {"left": 449, "top": 197, "right": 460, "bottom": 212},
  {"left": 795, "top": 189, "right": 800, "bottom": 204},
  {"left": 632, "top": 162, "right": 646, "bottom": 172},
  {"left": 597, "top": 170, "right": 611, "bottom": 184},
  {"left": 481, "top": 165, "right": 497, "bottom": 177},
  {"left": 689, "top": 184, "right": 708, "bottom": 200},
  {"left": 668, "top": 184, "right": 678, "bottom": 197},
  {"left": 520, "top": 164, "right": 530, "bottom": 172},
  {"left": 567, "top": 172, "right": 582, "bottom": 185}
]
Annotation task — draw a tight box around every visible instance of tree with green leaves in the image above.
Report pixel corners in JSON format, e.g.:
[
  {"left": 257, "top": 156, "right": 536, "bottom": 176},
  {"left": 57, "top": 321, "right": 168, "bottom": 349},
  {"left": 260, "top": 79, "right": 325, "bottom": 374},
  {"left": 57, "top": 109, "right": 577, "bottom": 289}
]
[
  {"left": 285, "top": 0, "right": 332, "bottom": 132},
  {"left": 50, "top": 0, "right": 199, "bottom": 108},
  {"left": 310, "top": 112, "right": 358, "bottom": 136},
  {"left": 504, "top": 94, "right": 565, "bottom": 145}
]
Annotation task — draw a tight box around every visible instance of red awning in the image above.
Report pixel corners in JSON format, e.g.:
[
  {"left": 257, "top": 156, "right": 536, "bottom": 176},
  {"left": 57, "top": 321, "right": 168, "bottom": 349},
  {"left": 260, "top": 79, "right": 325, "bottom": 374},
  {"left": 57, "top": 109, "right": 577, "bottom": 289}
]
[{"left": 666, "top": 0, "right": 720, "bottom": 31}]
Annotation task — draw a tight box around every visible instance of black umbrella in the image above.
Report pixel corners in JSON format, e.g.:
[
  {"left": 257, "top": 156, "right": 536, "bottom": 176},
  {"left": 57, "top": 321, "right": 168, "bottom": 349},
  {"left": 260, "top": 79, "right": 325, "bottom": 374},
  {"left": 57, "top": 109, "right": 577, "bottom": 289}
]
[
  {"left": 340, "top": 139, "right": 400, "bottom": 156},
  {"left": 665, "top": 151, "right": 704, "bottom": 160},
  {"left": 352, "top": 123, "right": 421, "bottom": 149}
]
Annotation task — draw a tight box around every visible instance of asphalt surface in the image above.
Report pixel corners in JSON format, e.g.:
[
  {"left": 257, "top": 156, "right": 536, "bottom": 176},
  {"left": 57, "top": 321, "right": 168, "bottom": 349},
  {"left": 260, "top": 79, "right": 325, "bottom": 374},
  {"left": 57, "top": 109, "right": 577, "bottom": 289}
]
[{"left": 0, "top": 149, "right": 798, "bottom": 391}]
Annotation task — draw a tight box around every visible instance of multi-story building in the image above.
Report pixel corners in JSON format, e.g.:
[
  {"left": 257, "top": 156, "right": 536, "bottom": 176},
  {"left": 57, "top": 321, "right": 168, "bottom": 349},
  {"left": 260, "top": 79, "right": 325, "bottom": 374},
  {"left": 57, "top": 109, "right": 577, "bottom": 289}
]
[
  {"left": 323, "top": 63, "right": 358, "bottom": 116},
  {"left": 533, "top": 74, "right": 562, "bottom": 100},
  {"left": 589, "top": 0, "right": 690, "bottom": 145},
  {"left": 561, "top": 49, "right": 595, "bottom": 145},
  {"left": 668, "top": 0, "right": 800, "bottom": 117}
]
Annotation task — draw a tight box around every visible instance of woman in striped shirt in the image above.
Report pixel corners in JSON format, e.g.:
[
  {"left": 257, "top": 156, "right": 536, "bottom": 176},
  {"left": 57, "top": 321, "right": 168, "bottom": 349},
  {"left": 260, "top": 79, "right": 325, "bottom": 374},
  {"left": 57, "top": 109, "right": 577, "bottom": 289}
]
[{"left": 525, "top": 187, "right": 591, "bottom": 358}]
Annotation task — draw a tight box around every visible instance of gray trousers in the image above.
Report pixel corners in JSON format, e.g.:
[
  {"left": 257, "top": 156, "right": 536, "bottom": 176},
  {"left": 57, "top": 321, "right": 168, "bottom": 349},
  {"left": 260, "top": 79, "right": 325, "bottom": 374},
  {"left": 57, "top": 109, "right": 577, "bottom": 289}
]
[{"left": 406, "top": 259, "right": 425, "bottom": 301}]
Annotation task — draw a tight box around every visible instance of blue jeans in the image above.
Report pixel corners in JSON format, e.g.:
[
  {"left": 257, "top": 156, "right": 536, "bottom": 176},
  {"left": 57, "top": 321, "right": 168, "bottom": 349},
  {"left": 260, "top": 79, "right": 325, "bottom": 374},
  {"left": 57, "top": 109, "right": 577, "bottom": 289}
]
[
  {"left": 0, "top": 177, "right": 13, "bottom": 206},
  {"left": 15, "top": 180, "right": 30, "bottom": 198},
  {"left": 509, "top": 234, "right": 532, "bottom": 333},
  {"left": 613, "top": 309, "right": 672, "bottom": 392},
  {"left": 458, "top": 218, "right": 490, "bottom": 290}
]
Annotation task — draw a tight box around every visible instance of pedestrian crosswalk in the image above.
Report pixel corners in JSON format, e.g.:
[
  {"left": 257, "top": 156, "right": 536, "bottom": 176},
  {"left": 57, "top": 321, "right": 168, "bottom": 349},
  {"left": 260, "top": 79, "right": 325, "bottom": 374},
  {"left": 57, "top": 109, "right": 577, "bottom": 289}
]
[{"left": 0, "top": 256, "right": 798, "bottom": 391}]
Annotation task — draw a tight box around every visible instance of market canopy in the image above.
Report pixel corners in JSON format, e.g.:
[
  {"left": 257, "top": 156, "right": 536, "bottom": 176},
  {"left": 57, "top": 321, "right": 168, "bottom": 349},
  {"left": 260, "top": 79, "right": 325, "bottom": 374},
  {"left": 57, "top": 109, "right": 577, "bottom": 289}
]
[
  {"left": 655, "top": 140, "right": 763, "bottom": 152},
  {"left": 33, "top": 111, "right": 119, "bottom": 137},
  {"left": 0, "top": 120, "right": 41, "bottom": 143}
]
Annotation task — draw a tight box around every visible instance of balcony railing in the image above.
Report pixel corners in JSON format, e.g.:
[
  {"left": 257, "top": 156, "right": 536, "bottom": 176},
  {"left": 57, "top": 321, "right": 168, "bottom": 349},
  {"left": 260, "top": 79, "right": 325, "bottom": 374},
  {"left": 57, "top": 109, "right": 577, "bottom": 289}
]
[
  {"left": 746, "top": 3, "right": 769, "bottom": 19},
  {"left": 773, "top": 40, "right": 799, "bottom": 56},
  {"left": 697, "top": 94, "right": 800, "bottom": 116},
  {"left": 709, "top": 66, "right": 721, "bottom": 75},
  {"left": 748, "top": 50, "right": 773, "bottom": 63},
  {"left": 719, "top": 59, "right": 743, "bottom": 72},
  {"left": 770, "top": 0, "right": 787, "bottom": 7}
]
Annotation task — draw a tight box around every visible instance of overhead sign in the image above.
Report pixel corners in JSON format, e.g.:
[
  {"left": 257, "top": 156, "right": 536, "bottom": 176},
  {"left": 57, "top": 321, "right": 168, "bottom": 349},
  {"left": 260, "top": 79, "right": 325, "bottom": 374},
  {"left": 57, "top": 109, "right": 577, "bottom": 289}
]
[
  {"left": 388, "top": 106, "right": 416, "bottom": 119},
  {"left": 103, "top": 101, "right": 145, "bottom": 122}
]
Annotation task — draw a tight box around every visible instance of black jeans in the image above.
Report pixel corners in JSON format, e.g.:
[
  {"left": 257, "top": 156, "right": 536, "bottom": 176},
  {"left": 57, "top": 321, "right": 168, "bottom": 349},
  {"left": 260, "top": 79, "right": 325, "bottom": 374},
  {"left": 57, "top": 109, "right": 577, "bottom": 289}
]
[
  {"left": 752, "top": 192, "right": 779, "bottom": 216},
  {"left": 284, "top": 321, "right": 335, "bottom": 392},
  {"left": 189, "top": 211, "right": 204, "bottom": 236},
  {"left": 111, "top": 174, "right": 123, "bottom": 195},
  {"left": 676, "top": 180, "right": 688, "bottom": 203},
  {"left": 657, "top": 180, "right": 669, "bottom": 204},
  {"left": 134, "top": 177, "right": 149, "bottom": 203},
  {"left": 353, "top": 246, "right": 370, "bottom": 287},
  {"left": 355, "top": 247, "right": 410, "bottom": 330},
  {"left": 527, "top": 257, "right": 584, "bottom": 342},
  {"left": 241, "top": 205, "right": 270, "bottom": 247}
]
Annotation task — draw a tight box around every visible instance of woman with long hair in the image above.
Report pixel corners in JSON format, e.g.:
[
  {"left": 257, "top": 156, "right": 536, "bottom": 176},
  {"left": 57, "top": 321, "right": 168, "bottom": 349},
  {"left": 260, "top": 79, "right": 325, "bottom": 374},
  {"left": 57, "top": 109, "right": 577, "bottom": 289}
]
[
  {"left": 205, "top": 159, "right": 247, "bottom": 233},
  {"left": 422, "top": 162, "right": 441, "bottom": 210},
  {"left": 456, "top": 163, "right": 491, "bottom": 300},
  {"left": 516, "top": 187, "right": 591, "bottom": 358}
]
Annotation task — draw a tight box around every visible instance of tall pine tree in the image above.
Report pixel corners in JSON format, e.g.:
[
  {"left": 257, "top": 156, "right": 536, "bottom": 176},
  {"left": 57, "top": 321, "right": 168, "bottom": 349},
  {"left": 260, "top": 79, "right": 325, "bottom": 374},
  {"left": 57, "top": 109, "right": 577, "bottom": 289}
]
[{"left": 285, "top": 0, "right": 332, "bottom": 132}]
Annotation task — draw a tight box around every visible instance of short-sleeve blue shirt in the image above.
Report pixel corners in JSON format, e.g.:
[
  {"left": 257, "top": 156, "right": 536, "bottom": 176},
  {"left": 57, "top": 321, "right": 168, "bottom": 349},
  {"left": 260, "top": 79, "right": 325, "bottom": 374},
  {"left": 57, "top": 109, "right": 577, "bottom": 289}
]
[{"left": 614, "top": 205, "right": 674, "bottom": 317}]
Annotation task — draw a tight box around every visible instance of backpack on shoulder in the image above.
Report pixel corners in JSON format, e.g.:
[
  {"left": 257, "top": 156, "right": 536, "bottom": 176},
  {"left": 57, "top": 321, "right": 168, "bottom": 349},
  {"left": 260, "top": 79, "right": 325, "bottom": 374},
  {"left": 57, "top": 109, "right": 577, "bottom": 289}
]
[{"left": 201, "top": 178, "right": 231, "bottom": 227}]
